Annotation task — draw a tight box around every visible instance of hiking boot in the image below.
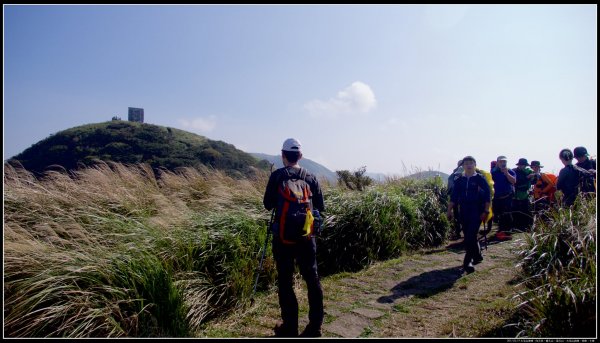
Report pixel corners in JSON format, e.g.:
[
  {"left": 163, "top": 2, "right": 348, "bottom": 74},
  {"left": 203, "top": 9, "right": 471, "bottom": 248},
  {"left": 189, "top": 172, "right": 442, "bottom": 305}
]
[
  {"left": 273, "top": 322, "right": 298, "bottom": 337},
  {"left": 473, "top": 256, "right": 484, "bottom": 265},
  {"left": 464, "top": 263, "right": 475, "bottom": 274},
  {"left": 299, "top": 323, "right": 322, "bottom": 338}
]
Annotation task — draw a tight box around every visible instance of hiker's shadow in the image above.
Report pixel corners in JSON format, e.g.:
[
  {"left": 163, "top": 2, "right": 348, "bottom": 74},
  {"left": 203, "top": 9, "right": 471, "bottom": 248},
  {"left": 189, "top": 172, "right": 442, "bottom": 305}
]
[{"left": 376, "top": 266, "right": 464, "bottom": 304}]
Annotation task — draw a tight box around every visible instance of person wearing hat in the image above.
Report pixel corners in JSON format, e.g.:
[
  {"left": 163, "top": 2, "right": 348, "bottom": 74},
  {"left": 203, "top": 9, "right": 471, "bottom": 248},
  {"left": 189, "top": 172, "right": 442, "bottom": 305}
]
[
  {"left": 574, "top": 146, "right": 596, "bottom": 194},
  {"left": 530, "top": 161, "right": 557, "bottom": 213},
  {"left": 447, "top": 156, "right": 491, "bottom": 274},
  {"left": 263, "top": 138, "right": 325, "bottom": 337},
  {"left": 512, "top": 158, "right": 535, "bottom": 231},
  {"left": 557, "top": 149, "right": 582, "bottom": 207},
  {"left": 491, "top": 156, "right": 516, "bottom": 233}
]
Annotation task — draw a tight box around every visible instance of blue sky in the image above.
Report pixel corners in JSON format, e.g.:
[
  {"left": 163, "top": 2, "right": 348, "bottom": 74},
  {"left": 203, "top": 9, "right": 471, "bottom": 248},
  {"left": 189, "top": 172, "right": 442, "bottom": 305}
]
[{"left": 4, "top": 4, "right": 597, "bottom": 175}]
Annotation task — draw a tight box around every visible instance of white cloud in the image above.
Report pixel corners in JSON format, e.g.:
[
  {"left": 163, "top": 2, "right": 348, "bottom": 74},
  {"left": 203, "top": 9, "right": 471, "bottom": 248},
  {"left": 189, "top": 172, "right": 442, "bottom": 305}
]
[
  {"left": 177, "top": 115, "right": 217, "bottom": 133},
  {"left": 304, "top": 81, "right": 377, "bottom": 118}
]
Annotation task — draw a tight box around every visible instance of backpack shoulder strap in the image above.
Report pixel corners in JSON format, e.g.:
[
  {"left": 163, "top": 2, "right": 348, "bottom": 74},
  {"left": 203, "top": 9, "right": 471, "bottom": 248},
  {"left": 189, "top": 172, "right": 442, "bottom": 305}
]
[
  {"left": 572, "top": 164, "right": 590, "bottom": 175},
  {"left": 299, "top": 167, "right": 308, "bottom": 181}
]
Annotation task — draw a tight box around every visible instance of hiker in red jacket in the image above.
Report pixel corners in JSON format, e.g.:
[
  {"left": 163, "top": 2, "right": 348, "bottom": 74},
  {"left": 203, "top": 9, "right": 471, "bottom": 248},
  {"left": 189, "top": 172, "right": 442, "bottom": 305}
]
[{"left": 530, "top": 160, "right": 556, "bottom": 214}]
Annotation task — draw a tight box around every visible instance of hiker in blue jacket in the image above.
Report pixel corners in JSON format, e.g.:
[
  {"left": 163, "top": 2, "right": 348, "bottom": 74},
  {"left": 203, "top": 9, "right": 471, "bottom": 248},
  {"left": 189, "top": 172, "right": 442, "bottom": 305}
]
[{"left": 447, "top": 156, "right": 491, "bottom": 274}]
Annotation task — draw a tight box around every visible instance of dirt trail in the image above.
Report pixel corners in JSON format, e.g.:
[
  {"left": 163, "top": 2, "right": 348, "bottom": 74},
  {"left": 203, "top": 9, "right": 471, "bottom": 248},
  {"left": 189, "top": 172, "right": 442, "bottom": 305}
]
[{"left": 198, "top": 229, "right": 525, "bottom": 338}]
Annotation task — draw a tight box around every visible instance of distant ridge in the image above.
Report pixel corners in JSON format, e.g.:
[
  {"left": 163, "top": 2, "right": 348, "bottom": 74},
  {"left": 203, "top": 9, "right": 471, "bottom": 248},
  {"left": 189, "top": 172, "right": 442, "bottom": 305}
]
[{"left": 249, "top": 153, "right": 337, "bottom": 182}]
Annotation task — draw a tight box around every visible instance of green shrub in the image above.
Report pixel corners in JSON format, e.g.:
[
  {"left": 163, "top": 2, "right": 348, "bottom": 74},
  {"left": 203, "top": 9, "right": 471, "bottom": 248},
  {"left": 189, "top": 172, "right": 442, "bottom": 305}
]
[
  {"left": 317, "top": 178, "right": 450, "bottom": 275},
  {"left": 513, "top": 195, "right": 596, "bottom": 337}
]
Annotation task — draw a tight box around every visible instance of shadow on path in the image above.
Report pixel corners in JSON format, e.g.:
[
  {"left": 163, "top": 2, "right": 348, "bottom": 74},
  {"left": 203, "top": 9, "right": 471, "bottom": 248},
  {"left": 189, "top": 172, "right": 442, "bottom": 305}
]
[{"left": 376, "top": 266, "right": 464, "bottom": 304}]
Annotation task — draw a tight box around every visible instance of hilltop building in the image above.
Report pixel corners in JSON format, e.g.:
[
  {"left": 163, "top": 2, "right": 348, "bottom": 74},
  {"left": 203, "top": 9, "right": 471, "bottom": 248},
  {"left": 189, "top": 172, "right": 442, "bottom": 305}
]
[{"left": 128, "top": 107, "right": 144, "bottom": 123}]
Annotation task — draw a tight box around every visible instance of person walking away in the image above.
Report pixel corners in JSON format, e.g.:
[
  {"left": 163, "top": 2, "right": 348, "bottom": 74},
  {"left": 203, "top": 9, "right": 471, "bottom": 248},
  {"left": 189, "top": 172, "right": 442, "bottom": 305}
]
[
  {"left": 447, "top": 160, "right": 464, "bottom": 240},
  {"left": 263, "top": 138, "right": 325, "bottom": 337},
  {"left": 530, "top": 160, "right": 556, "bottom": 215},
  {"left": 491, "top": 156, "right": 516, "bottom": 237},
  {"left": 447, "top": 156, "right": 491, "bottom": 274},
  {"left": 512, "top": 158, "right": 535, "bottom": 231},
  {"left": 574, "top": 146, "right": 597, "bottom": 194}
]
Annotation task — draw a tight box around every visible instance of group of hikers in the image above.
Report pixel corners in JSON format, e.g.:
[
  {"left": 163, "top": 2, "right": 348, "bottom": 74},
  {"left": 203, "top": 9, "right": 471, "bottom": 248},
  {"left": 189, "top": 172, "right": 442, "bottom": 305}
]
[
  {"left": 260, "top": 138, "right": 596, "bottom": 337},
  {"left": 446, "top": 147, "right": 596, "bottom": 274}
]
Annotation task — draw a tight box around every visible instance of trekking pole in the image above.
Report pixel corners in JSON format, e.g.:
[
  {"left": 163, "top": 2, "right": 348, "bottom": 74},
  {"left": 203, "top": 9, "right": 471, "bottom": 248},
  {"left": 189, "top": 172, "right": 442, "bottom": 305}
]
[
  {"left": 479, "top": 221, "right": 488, "bottom": 252},
  {"left": 250, "top": 209, "right": 275, "bottom": 305}
]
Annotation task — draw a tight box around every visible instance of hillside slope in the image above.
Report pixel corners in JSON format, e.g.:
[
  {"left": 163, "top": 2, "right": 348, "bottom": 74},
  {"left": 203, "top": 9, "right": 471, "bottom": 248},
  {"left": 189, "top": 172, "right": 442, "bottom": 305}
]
[
  {"left": 8, "top": 121, "right": 269, "bottom": 176},
  {"left": 250, "top": 152, "right": 337, "bottom": 182}
]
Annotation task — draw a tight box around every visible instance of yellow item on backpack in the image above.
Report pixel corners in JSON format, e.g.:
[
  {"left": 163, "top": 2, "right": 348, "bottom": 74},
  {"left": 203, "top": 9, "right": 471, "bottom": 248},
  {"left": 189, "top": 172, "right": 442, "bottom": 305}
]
[
  {"left": 302, "top": 209, "right": 314, "bottom": 237},
  {"left": 476, "top": 168, "right": 494, "bottom": 223}
]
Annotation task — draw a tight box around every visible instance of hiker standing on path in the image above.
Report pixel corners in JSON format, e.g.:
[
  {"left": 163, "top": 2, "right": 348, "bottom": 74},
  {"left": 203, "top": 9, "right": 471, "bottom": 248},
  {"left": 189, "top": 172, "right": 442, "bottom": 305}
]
[
  {"left": 447, "top": 160, "right": 464, "bottom": 240},
  {"left": 491, "top": 156, "right": 516, "bottom": 235},
  {"left": 574, "top": 146, "right": 597, "bottom": 194},
  {"left": 447, "top": 156, "right": 491, "bottom": 274},
  {"left": 512, "top": 158, "right": 535, "bottom": 231},
  {"left": 530, "top": 160, "right": 556, "bottom": 213},
  {"left": 263, "top": 138, "right": 325, "bottom": 337},
  {"left": 557, "top": 148, "right": 589, "bottom": 207}
]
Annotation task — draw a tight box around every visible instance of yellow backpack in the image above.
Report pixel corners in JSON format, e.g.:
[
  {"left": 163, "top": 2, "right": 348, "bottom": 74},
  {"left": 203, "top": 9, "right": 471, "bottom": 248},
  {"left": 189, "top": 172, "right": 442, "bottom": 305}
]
[{"left": 476, "top": 168, "right": 494, "bottom": 223}]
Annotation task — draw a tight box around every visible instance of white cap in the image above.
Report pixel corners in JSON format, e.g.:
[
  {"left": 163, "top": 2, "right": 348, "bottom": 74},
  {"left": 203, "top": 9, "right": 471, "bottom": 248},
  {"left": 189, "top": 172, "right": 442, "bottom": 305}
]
[
  {"left": 497, "top": 155, "right": 508, "bottom": 161},
  {"left": 282, "top": 138, "right": 302, "bottom": 153}
]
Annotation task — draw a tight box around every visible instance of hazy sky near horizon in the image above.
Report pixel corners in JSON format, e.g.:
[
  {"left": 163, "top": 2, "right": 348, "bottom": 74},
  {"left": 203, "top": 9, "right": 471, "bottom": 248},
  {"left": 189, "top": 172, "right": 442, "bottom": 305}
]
[{"left": 4, "top": 4, "right": 597, "bottom": 175}]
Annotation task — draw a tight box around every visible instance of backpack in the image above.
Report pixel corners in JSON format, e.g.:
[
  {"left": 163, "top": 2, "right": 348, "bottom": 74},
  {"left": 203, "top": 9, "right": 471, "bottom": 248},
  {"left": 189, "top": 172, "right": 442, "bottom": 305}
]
[
  {"left": 275, "top": 167, "right": 315, "bottom": 244},
  {"left": 534, "top": 173, "right": 557, "bottom": 202},
  {"left": 573, "top": 163, "right": 597, "bottom": 192}
]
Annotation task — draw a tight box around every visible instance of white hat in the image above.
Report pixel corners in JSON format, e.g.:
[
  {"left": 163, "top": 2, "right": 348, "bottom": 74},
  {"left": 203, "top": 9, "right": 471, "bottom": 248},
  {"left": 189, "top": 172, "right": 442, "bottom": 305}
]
[
  {"left": 496, "top": 155, "right": 508, "bottom": 162},
  {"left": 282, "top": 138, "right": 302, "bottom": 153}
]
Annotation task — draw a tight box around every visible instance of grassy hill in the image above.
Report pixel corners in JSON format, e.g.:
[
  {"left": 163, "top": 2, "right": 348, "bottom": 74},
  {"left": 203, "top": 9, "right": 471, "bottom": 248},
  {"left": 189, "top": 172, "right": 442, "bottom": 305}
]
[{"left": 8, "top": 121, "right": 270, "bottom": 177}]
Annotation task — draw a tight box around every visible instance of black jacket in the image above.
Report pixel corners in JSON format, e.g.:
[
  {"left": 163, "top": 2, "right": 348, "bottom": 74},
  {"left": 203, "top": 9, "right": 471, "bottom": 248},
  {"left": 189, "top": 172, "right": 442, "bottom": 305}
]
[
  {"left": 263, "top": 166, "right": 325, "bottom": 213},
  {"left": 557, "top": 165, "right": 582, "bottom": 206}
]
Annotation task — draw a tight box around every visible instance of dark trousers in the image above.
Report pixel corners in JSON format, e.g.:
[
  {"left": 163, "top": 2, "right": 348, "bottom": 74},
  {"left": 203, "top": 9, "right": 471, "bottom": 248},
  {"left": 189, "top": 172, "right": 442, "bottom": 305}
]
[
  {"left": 459, "top": 204, "right": 483, "bottom": 267},
  {"left": 492, "top": 195, "right": 513, "bottom": 232},
  {"left": 272, "top": 236, "right": 324, "bottom": 330},
  {"left": 452, "top": 206, "right": 461, "bottom": 236},
  {"left": 512, "top": 199, "right": 532, "bottom": 230}
]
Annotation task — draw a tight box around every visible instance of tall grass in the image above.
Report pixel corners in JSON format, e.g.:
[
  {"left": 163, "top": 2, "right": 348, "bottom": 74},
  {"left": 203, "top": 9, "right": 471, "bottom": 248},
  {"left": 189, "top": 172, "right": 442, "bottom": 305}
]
[
  {"left": 4, "top": 162, "right": 450, "bottom": 337},
  {"left": 318, "top": 177, "right": 449, "bottom": 275},
  {"left": 4, "top": 162, "right": 275, "bottom": 337},
  {"left": 513, "top": 195, "right": 596, "bottom": 337}
]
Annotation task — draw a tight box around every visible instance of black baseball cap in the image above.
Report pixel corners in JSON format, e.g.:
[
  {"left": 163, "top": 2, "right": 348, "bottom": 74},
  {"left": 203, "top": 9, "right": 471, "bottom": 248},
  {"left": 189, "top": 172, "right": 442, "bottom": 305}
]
[{"left": 573, "top": 146, "right": 589, "bottom": 158}]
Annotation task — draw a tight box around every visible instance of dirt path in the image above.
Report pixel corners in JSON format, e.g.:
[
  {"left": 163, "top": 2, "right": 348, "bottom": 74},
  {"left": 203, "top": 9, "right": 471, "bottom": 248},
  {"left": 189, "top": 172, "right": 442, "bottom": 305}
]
[{"left": 197, "top": 229, "right": 525, "bottom": 338}]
